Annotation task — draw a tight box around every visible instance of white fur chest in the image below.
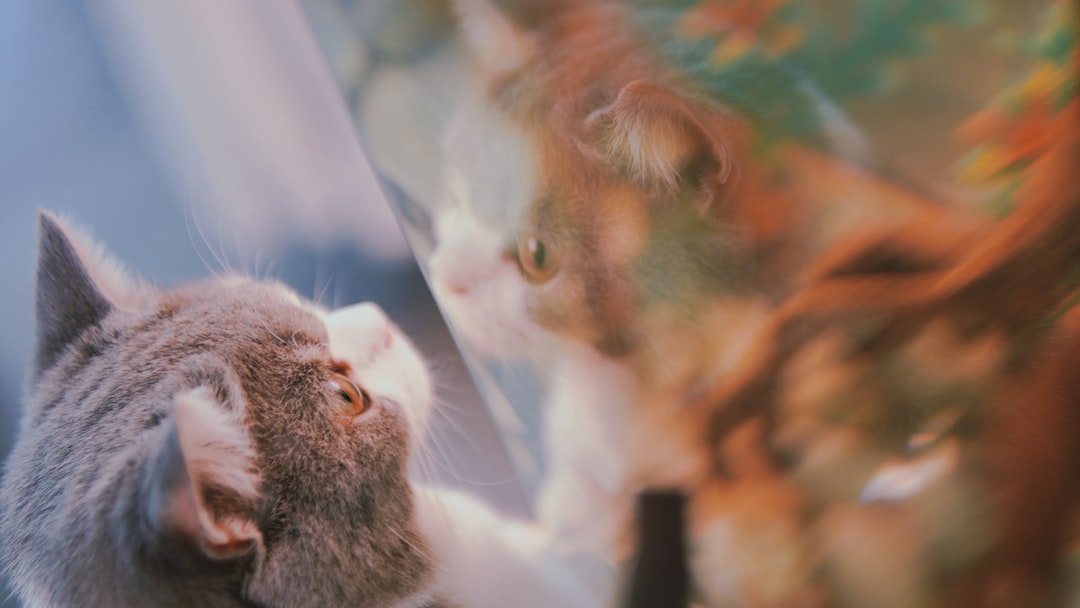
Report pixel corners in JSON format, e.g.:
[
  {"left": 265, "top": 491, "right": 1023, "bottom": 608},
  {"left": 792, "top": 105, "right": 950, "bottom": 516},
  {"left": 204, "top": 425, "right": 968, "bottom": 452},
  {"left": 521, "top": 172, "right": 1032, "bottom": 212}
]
[{"left": 536, "top": 348, "right": 707, "bottom": 561}]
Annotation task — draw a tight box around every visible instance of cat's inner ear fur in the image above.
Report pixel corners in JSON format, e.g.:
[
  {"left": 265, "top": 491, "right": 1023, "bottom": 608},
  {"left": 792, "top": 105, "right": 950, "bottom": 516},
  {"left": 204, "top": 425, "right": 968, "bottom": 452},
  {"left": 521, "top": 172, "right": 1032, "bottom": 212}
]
[
  {"left": 585, "top": 80, "right": 738, "bottom": 214},
  {"left": 143, "top": 387, "right": 262, "bottom": 562},
  {"left": 34, "top": 211, "right": 148, "bottom": 376}
]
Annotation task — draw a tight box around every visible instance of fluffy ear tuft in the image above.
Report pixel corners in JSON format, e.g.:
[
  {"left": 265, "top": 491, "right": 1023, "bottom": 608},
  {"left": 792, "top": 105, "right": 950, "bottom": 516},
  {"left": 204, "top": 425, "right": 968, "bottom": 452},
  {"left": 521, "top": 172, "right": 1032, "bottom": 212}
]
[
  {"left": 585, "top": 81, "right": 739, "bottom": 213},
  {"left": 145, "top": 387, "right": 261, "bottom": 561},
  {"left": 34, "top": 211, "right": 149, "bottom": 376}
]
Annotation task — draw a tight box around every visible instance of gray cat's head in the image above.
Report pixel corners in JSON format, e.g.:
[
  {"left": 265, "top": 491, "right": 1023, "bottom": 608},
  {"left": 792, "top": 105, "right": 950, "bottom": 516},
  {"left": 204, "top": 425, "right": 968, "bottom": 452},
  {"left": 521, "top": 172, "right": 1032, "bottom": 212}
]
[{"left": 0, "top": 212, "right": 435, "bottom": 607}]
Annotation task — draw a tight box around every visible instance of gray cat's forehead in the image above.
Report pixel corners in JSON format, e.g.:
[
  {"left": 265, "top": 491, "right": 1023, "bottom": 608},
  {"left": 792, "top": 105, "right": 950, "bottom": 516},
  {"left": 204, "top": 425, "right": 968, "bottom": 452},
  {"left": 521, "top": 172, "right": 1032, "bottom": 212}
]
[
  {"left": 170, "top": 278, "right": 325, "bottom": 333},
  {"left": 133, "top": 278, "right": 334, "bottom": 373}
]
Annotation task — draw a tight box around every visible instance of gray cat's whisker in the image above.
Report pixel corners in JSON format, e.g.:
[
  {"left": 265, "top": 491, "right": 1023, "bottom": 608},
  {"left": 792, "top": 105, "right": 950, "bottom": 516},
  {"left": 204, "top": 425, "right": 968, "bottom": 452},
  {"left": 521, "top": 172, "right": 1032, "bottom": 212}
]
[
  {"left": 420, "top": 427, "right": 470, "bottom": 480},
  {"left": 423, "top": 420, "right": 524, "bottom": 487},
  {"left": 426, "top": 429, "right": 526, "bottom": 488},
  {"left": 314, "top": 273, "right": 334, "bottom": 308},
  {"left": 256, "top": 317, "right": 289, "bottom": 346},
  {"left": 190, "top": 205, "right": 231, "bottom": 276},
  {"left": 261, "top": 257, "right": 280, "bottom": 283},
  {"left": 430, "top": 395, "right": 471, "bottom": 416},
  {"left": 184, "top": 207, "right": 223, "bottom": 278},
  {"left": 422, "top": 422, "right": 461, "bottom": 466},
  {"left": 252, "top": 248, "right": 268, "bottom": 282},
  {"left": 430, "top": 405, "right": 479, "bottom": 451},
  {"left": 332, "top": 275, "right": 347, "bottom": 310},
  {"left": 413, "top": 445, "right": 441, "bottom": 487},
  {"left": 229, "top": 222, "right": 248, "bottom": 277},
  {"left": 215, "top": 216, "right": 235, "bottom": 276},
  {"left": 387, "top": 525, "right": 430, "bottom": 559}
]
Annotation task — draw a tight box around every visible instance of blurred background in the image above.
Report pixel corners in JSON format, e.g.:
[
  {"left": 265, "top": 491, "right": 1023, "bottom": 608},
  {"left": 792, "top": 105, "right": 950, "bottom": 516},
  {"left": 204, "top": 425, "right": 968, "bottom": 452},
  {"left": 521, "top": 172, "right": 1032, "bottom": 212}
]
[{"left": 0, "top": 2, "right": 526, "bottom": 604}]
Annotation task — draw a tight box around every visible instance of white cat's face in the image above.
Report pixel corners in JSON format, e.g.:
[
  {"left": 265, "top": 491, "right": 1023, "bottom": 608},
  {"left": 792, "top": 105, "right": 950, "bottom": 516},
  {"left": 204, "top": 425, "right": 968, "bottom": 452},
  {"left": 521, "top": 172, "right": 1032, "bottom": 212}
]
[
  {"left": 426, "top": 93, "right": 551, "bottom": 358},
  {"left": 423, "top": 71, "right": 758, "bottom": 364},
  {"left": 429, "top": 206, "right": 547, "bottom": 357}
]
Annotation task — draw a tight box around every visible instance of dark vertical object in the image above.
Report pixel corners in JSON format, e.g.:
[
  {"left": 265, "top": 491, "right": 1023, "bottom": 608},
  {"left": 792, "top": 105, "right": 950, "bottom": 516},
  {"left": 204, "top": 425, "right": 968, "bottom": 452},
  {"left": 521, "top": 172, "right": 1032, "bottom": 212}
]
[{"left": 625, "top": 491, "right": 689, "bottom": 608}]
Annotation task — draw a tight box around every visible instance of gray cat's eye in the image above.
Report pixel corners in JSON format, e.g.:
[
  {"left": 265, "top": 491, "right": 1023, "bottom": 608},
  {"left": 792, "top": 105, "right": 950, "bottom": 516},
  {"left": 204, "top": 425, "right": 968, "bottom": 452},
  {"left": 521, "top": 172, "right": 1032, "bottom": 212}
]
[{"left": 331, "top": 373, "right": 370, "bottom": 417}]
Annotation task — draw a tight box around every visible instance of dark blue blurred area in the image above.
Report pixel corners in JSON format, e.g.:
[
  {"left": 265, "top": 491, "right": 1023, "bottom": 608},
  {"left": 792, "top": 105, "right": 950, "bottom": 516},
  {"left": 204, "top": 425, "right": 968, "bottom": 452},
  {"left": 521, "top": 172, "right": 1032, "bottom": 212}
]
[{"left": 0, "top": 2, "right": 524, "bottom": 605}]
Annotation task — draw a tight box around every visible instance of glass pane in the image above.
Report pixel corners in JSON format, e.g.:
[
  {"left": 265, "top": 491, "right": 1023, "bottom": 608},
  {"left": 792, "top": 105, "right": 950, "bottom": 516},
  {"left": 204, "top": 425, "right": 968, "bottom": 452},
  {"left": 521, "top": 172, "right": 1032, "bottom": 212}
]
[{"left": 307, "top": 0, "right": 1079, "bottom": 605}]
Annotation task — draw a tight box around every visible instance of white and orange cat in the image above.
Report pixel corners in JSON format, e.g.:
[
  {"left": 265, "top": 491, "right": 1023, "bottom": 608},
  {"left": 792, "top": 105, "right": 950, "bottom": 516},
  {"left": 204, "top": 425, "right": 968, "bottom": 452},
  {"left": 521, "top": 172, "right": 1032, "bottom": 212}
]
[
  {"left": 421, "top": 1, "right": 822, "bottom": 605},
  {"left": 414, "top": 1, "right": 1065, "bottom": 605}
]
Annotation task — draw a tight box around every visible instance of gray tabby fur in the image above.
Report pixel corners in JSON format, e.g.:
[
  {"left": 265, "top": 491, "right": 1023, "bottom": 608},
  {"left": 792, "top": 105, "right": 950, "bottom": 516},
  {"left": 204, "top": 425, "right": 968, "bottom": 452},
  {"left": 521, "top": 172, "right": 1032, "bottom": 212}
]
[{"left": 0, "top": 212, "right": 439, "bottom": 607}]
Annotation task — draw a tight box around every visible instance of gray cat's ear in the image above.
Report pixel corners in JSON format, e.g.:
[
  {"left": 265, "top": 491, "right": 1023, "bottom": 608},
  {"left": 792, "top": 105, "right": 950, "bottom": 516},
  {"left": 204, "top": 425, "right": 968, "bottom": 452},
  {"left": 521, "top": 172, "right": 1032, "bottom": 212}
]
[
  {"left": 34, "top": 211, "right": 147, "bottom": 376},
  {"left": 144, "top": 387, "right": 262, "bottom": 561},
  {"left": 585, "top": 81, "right": 739, "bottom": 213}
]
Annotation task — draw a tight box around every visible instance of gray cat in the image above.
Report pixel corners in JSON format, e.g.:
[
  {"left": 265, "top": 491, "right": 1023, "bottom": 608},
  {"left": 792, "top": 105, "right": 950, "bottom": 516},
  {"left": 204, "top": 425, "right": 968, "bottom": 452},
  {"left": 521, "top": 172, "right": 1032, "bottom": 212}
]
[{"left": 0, "top": 213, "right": 591, "bottom": 608}]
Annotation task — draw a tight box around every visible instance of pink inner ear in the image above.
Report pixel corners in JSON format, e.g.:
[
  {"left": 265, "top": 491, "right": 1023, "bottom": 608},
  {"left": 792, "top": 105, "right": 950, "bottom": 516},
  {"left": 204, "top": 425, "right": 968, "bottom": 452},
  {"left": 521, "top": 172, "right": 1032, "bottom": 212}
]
[
  {"left": 170, "top": 387, "right": 263, "bottom": 559},
  {"left": 160, "top": 475, "right": 259, "bottom": 559},
  {"left": 202, "top": 517, "right": 261, "bottom": 559}
]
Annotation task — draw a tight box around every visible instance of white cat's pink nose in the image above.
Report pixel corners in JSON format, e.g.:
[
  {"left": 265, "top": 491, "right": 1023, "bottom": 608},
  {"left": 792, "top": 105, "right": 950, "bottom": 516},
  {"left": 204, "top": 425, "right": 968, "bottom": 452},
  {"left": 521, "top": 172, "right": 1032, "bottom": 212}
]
[
  {"left": 429, "top": 253, "right": 469, "bottom": 295},
  {"left": 430, "top": 254, "right": 497, "bottom": 296}
]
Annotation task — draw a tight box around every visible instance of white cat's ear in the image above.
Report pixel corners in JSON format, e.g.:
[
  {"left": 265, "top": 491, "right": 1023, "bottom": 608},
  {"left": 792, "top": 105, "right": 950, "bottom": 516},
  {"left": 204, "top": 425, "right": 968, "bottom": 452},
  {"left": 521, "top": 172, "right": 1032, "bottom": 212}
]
[
  {"left": 452, "top": 0, "right": 535, "bottom": 76},
  {"left": 585, "top": 81, "right": 739, "bottom": 213},
  {"left": 34, "top": 211, "right": 149, "bottom": 376},
  {"left": 145, "top": 387, "right": 262, "bottom": 561}
]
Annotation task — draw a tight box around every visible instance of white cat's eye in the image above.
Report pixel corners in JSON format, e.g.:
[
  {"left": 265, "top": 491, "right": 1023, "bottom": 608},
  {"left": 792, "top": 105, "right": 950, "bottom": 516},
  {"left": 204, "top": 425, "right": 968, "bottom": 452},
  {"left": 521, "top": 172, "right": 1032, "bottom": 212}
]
[
  {"left": 517, "top": 233, "right": 561, "bottom": 284},
  {"left": 331, "top": 372, "right": 371, "bottom": 417}
]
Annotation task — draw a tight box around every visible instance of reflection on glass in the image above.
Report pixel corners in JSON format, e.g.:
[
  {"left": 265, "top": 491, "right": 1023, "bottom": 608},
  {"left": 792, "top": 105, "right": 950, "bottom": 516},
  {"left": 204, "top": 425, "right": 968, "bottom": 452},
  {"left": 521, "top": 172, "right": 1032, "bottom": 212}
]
[{"left": 308, "top": 0, "right": 1079, "bottom": 605}]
